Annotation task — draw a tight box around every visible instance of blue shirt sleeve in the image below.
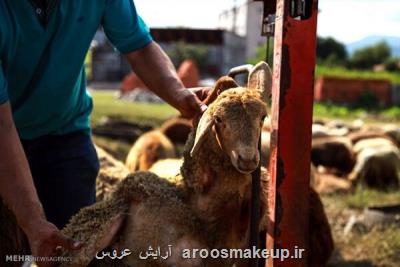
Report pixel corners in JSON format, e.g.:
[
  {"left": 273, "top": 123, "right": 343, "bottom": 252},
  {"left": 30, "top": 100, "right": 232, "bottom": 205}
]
[
  {"left": 102, "top": 0, "right": 153, "bottom": 54},
  {"left": 0, "top": 65, "right": 8, "bottom": 105}
]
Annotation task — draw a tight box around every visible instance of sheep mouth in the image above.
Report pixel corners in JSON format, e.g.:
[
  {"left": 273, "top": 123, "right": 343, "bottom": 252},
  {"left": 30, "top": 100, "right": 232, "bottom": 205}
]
[
  {"left": 236, "top": 166, "right": 257, "bottom": 174},
  {"left": 232, "top": 160, "right": 258, "bottom": 174}
]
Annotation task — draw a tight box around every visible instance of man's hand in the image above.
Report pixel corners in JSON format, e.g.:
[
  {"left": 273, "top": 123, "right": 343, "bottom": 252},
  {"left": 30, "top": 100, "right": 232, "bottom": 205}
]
[
  {"left": 176, "top": 87, "right": 210, "bottom": 119},
  {"left": 25, "top": 218, "right": 82, "bottom": 267},
  {"left": 0, "top": 102, "right": 82, "bottom": 266}
]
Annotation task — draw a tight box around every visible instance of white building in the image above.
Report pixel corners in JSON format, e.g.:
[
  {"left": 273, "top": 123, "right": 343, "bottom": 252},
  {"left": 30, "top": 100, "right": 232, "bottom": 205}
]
[{"left": 218, "top": 1, "right": 267, "bottom": 59}]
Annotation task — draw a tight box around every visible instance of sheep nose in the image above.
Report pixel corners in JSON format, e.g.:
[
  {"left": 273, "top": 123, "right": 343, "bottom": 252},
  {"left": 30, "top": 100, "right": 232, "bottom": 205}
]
[{"left": 237, "top": 154, "right": 258, "bottom": 173}]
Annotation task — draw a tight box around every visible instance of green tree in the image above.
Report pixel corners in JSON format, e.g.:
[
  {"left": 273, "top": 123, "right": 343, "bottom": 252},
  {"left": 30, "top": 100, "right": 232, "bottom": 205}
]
[
  {"left": 316, "top": 36, "right": 348, "bottom": 66},
  {"left": 384, "top": 57, "right": 400, "bottom": 72},
  {"left": 350, "top": 41, "right": 391, "bottom": 69}
]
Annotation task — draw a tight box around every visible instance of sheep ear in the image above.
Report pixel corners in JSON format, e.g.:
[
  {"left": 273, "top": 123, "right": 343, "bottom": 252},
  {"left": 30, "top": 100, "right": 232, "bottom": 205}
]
[
  {"left": 190, "top": 112, "right": 214, "bottom": 157},
  {"left": 203, "top": 76, "right": 239, "bottom": 105},
  {"left": 247, "top": 61, "right": 272, "bottom": 103},
  {"left": 61, "top": 206, "right": 126, "bottom": 266}
]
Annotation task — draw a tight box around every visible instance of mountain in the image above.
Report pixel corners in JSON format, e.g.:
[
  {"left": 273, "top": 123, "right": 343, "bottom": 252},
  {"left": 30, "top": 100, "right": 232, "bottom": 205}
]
[{"left": 346, "top": 35, "right": 400, "bottom": 57}]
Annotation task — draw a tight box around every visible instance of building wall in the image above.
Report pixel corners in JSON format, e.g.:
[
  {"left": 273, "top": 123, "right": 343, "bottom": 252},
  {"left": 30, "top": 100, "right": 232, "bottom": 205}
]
[
  {"left": 157, "top": 42, "right": 224, "bottom": 76},
  {"left": 245, "top": 1, "right": 265, "bottom": 59},
  {"left": 90, "top": 28, "right": 245, "bottom": 81},
  {"left": 222, "top": 32, "right": 247, "bottom": 74},
  {"left": 314, "top": 76, "right": 392, "bottom": 106},
  {"left": 91, "top": 29, "right": 130, "bottom": 82},
  {"left": 218, "top": 1, "right": 265, "bottom": 60},
  {"left": 218, "top": 4, "right": 247, "bottom": 37},
  {"left": 157, "top": 31, "right": 245, "bottom": 77},
  {"left": 392, "top": 85, "right": 400, "bottom": 105}
]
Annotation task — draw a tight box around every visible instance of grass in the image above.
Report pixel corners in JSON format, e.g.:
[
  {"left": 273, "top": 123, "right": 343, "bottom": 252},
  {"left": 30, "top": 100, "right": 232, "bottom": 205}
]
[
  {"left": 313, "top": 103, "right": 366, "bottom": 119},
  {"left": 324, "top": 187, "right": 400, "bottom": 210},
  {"left": 343, "top": 187, "right": 400, "bottom": 209},
  {"left": 313, "top": 103, "right": 400, "bottom": 122},
  {"left": 90, "top": 90, "right": 178, "bottom": 126},
  {"left": 316, "top": 65, "right": 400, "bottom": 85}
]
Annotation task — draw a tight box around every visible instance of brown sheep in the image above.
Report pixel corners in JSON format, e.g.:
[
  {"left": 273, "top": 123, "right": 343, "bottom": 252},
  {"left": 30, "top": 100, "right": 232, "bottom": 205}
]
[
  {"left": 160, "top": 117, "right": 192, "bottom": 145},
  {"left": 347, "top": 130, "right": 391, "bottom": 144},
  {"left": 383, "top": 125, "right": 400, "bottom": 147},
  {"left": 61, "top": 63, "right": 271, "bottom": 267},
  {"left": 311, "top": 137, "right": 356, "bottom": 176},
  {"left": 310, "top": 166, "right": 351, "bottom": 194},
  {"left": 95, "top": 146, "right": 129, "bottom": 201},
  {"left": 308, "top": 187, "right": 335, "bottom": 267},
  {"left": 60, "top": 62, "right": 333, "bottom": 267},
  {"left": 125, "top": 130, "right": 176, "bottom": 172},
  {"left": 0, "top": 201, "right": 29, "bottom": 267}
]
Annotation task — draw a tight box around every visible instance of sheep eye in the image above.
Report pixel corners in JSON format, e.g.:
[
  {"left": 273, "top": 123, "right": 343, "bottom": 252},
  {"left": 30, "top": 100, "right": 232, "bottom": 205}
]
[{"left": 215, "top": 116, "right": 222, "bottom": 123}]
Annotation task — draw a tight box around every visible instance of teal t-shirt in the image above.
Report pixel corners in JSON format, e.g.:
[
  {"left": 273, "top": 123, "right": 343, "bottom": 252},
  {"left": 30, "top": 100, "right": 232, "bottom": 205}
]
[{"left": 0, "top": 0, "right": 152, "bottom": 139}]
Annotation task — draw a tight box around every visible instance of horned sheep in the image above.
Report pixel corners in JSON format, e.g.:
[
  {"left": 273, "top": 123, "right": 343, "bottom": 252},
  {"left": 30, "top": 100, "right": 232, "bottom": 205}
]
[{"left": 60, "top": 62, "right": 333, "bottom": 267}]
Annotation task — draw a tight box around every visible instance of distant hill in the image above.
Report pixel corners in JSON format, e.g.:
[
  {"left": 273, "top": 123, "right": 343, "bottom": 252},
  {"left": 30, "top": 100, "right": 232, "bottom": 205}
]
[{"left": 346, "top": 35, "right": 400, "bottom": 57}]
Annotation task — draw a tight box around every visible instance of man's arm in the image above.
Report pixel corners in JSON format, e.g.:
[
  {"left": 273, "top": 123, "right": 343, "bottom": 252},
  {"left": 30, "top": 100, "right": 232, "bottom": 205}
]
[
  {"left": 0, "top": 102, "right": 80, "bottom": 266},
  {"left": 124, "top": 41, "right": 207, "bottom": 118},
  {"left": 101, "top": 0, "right": 207, "bottom": 117}
]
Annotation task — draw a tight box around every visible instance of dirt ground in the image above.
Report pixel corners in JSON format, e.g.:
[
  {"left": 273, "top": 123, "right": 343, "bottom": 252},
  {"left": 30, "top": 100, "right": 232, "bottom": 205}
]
[{"left": 323, "top": 190, "right": 400, "bottom": 267}]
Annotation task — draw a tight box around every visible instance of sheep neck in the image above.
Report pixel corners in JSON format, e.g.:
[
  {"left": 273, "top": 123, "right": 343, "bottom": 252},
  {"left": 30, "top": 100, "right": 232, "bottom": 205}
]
[{"left": 182, "top": 131, "right": 252, "bottom": 248}]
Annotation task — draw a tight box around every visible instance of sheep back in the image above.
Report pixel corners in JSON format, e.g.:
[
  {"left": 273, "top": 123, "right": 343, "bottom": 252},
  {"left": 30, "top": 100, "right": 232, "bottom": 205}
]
[{"left": 125, "top": 130, "right": 176, "bottom": 172}]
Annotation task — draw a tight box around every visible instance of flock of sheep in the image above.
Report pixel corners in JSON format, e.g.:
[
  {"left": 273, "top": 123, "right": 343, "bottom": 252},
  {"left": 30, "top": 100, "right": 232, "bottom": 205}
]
[
  {"left": 309, "top": 119, "right": 400, "bottom": 193},
  {"left": 2, "top": 61, "right": 399, "bottom": 267}
]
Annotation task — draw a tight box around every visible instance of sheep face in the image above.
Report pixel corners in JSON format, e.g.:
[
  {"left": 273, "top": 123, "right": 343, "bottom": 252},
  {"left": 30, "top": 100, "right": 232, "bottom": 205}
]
[
  {"left": 212, "top": 88, "right": 267, "bottom": 173},
  {"left": 191, "top": 88, "right": 268, "bottom": 175},
  {"left": 190, "top": 62, "right": 272, "bottom": 174}
]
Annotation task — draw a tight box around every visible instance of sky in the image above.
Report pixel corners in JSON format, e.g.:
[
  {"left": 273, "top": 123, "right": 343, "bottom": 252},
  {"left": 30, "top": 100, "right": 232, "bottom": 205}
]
[{"left": 134, "top": 0, "right": 400, "bottom": 44}]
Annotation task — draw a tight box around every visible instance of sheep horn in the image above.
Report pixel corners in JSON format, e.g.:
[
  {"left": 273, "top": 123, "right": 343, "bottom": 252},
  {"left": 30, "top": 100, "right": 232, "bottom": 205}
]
[
  {"left": 190, "top": 111, "right": 214, "bottom": 157},
  {"left": 202, "top": 76, "right": 239, "bottom": 106},
  {"left": 247, "top": 61, "right": 272, "bottom": 103}
]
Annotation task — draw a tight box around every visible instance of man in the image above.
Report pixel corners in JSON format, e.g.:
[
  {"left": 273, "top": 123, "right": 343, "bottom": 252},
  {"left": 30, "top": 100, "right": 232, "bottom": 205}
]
[{"left": 0, "top": 1, "right": 207, "bottom": 266}]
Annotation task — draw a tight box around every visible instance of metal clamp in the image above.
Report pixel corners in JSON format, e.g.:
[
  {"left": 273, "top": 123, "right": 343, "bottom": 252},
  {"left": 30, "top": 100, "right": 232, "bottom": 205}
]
[{"left": 227, "top": 64, "right": 253, "bottom": 78}]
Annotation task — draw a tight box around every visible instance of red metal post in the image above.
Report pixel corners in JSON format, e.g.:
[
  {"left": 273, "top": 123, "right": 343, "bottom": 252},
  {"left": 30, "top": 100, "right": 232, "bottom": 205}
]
[{"left": 267, "top": 0, "right": 319, "bottom": 266}]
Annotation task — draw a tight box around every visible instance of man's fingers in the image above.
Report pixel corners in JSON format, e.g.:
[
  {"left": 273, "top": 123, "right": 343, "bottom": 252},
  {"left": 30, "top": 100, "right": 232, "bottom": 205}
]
[
  {"left": 53, "top": 232, "right": 82, "bottom": 250},
  {"left": 189, "top": 87, "right": 212, "bottom": 101},
  {"left": 191, "top": 95, "right": 207, "bottom": 113}
]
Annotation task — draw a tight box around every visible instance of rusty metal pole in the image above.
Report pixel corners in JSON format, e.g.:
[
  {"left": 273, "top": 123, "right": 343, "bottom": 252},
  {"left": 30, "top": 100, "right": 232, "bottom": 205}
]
[{"left": 266, "top": 0, "right": 319, "bottom": 266}]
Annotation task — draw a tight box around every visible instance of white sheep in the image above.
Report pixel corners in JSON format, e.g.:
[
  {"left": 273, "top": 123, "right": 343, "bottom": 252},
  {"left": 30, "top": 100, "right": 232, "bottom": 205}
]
[{"left": 349, "top": 137, "right": 400, "bottom": 190}]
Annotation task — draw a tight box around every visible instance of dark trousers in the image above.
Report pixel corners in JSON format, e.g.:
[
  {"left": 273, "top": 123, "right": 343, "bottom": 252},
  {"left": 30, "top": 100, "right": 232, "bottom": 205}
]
[{"left": 21, "top": 131, "right": 99, "bottom": 229}]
